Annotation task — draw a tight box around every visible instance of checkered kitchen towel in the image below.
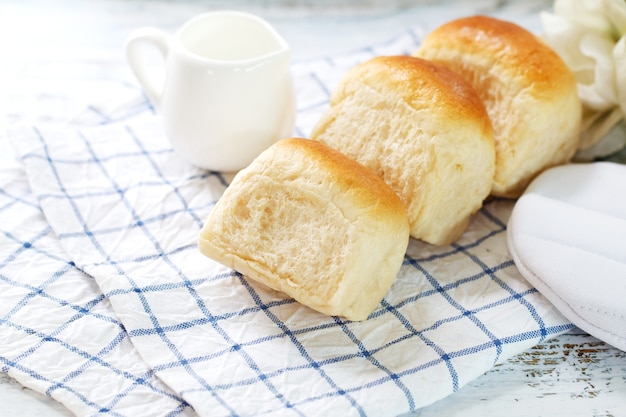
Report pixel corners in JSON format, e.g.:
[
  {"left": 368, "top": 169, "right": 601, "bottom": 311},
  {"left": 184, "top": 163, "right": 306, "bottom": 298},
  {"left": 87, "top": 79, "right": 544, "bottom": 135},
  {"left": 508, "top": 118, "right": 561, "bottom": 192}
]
[{"left": 1, "top": 28, "right": 572, "bottom": 417}]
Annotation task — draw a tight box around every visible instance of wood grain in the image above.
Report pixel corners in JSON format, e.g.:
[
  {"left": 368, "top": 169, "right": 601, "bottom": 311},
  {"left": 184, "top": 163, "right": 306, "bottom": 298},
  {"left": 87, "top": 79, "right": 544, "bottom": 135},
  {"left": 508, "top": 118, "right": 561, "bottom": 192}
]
[{"left": 413, "top": 330, "right": 626, "bottom": 416}]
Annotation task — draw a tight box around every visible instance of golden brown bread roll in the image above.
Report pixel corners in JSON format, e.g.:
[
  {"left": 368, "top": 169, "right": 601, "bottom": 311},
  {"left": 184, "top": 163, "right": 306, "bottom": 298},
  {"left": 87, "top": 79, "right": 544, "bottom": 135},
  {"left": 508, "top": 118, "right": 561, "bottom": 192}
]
[
  {"left": 198, "top": 138, "right": 410, "bottom": 321},
  {"left": 414, "top": 15, "right": 582, "bottom": 198},
  {"left": 310, "top": 55, "right": 495, "bottom": 245}
]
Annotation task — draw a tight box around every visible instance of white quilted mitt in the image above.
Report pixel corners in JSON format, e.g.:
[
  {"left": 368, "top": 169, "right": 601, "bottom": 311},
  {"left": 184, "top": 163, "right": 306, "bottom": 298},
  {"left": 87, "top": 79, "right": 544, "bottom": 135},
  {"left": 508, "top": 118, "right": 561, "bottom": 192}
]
[{"left": 507, "top": 162, "right": 626, "bottom": 351}]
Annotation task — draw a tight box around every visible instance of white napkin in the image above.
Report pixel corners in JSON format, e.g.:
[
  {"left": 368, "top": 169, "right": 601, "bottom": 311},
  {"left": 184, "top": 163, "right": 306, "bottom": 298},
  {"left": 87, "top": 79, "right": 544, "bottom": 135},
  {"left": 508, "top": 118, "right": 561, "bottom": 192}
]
[{"left": 2, "top": 28, "right": 571, "bottom": 417}]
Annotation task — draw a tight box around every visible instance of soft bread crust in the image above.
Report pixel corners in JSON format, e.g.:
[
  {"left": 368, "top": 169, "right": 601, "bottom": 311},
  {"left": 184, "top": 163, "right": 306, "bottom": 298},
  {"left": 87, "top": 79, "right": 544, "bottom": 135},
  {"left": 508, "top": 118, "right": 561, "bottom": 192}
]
[
  {"left": 415, "top": 15, "right": 582, "bottom": 198},
  {"left": 310, "top": 55, "right": 495, "bottom": 245},
  {"left": 198, "top": 138, "right": 410, "bottom": 321}
]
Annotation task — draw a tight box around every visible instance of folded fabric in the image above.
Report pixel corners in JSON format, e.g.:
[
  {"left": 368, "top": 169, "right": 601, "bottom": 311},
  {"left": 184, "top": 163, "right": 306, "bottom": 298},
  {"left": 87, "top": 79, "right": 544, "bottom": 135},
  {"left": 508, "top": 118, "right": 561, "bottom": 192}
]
[
  {"left": 0, "top": 165, "right": 196, "bottom": 416},
  {"left": 2, "top": 27, "right": 572, "bottom": 417},
  {"left": 508, "top": 162, "right": 626, "bottom": 352}
]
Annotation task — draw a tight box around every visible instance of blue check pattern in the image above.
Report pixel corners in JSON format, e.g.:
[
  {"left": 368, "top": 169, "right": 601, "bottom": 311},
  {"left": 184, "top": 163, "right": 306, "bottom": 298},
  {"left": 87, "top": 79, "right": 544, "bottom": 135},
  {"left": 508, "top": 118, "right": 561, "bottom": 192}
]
[
  {"left": 0, "top": 167, "right": 196, "bottom": 417},
  {"left": 1, "top": 27, "right": 572, "bottom": 417}
]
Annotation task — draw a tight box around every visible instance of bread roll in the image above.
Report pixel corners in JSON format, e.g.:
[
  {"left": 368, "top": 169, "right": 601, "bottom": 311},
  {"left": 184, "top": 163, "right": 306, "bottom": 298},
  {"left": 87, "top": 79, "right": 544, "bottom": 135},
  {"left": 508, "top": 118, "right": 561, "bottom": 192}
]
[
  {"left": 310, "top": 55, "right": 495, "bottom": 245},
  {"left": 198, "top": 138, "right": 410, "bottom": 321},
  {"left": 414, "top": 15, "right": 582, "bottom": 198}
]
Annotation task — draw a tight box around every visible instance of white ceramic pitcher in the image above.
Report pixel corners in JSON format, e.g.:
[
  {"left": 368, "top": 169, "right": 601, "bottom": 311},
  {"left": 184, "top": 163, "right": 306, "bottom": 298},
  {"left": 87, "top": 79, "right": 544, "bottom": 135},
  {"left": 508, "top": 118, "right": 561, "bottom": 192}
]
[{"left": 125, "top": 11, "right": 296, "bottom": 171}]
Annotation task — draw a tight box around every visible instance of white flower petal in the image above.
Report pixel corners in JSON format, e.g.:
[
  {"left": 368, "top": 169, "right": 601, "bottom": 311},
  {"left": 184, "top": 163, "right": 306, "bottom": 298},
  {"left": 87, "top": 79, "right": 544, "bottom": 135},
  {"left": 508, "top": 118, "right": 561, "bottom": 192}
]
[
  {"left": 541, "top": 13, "right": 595, "bottom": 72},
  {"left": 614, "top": 34, "right": 626, "bottom": 115},
  {"left": 579, "top": 31, "right": 619, "bottom": 107},
  {"left": 542, "top": 0, "right": 626, "bottom": 151},
  {"left": 604, "top": 0, "right": 626, "bottom": 39},
  {"left": 554, "top": 0, "right": 616, "bottom": 34}
]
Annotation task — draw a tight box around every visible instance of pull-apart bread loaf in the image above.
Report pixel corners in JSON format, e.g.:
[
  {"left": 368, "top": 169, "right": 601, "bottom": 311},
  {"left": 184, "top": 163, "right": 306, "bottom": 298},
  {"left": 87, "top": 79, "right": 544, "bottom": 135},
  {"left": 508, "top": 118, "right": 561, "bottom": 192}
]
[
  {"left": 198, "top": 138, "right": 410, "bottom": 321},
  {"left": 415, "top": 15, "right": 582, "bottom": 198},
  {"left": 310, "top": 55, "right": 495, "bottom": 246}
]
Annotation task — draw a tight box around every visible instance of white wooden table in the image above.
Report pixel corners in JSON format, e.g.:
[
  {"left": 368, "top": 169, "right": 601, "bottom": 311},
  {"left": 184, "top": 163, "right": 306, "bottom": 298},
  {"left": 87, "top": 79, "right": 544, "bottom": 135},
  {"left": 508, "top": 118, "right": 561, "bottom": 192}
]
[{"left": 1, "top": 1, "right": 625, "bottom": 416}]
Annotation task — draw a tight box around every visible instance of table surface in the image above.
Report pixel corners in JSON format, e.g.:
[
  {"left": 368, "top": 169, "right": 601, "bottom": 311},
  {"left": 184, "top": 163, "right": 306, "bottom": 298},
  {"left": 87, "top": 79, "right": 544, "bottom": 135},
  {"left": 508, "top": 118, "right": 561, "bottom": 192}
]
[{"left": 1, "top": 1, "right": 625, "bottom": 416}]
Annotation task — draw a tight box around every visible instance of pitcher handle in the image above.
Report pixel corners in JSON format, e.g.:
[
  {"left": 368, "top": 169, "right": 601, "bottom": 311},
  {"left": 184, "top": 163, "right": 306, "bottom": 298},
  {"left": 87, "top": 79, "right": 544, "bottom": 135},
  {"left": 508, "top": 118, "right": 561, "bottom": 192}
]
[{"left": 125, "top": 27, "right": 170, "bottom": 109}]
